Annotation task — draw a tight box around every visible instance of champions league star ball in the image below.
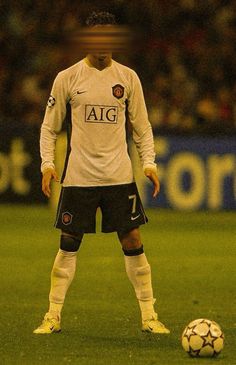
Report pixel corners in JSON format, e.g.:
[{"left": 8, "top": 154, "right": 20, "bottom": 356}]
[{"left": 181, "top": 319, "right": 224, "bottom": 357}]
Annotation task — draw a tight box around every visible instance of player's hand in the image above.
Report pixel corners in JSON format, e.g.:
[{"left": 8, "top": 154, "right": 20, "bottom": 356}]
[
  {"left": 42, "top": 168, "right": 59, "bottom": 198},
  {"left": 144, "top": 167, "right": 160, "bottom": 198}
]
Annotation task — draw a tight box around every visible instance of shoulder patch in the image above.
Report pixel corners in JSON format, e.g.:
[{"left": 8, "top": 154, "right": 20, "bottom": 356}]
[
  {"left": 47, "top": 95, "right": 56, "bottom": 107},
  {"left": 112, "top": 84, "right": 124, "bottom": 99}
]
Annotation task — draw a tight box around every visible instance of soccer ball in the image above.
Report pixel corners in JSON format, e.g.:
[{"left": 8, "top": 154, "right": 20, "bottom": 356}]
[{"left": 181, "top": 318, "right": 224, "bottom": 357}]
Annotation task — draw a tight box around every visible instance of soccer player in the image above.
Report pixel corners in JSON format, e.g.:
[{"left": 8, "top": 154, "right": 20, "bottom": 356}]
[{"left": 34, "top": 11, "right": 170, "bottom": 335}]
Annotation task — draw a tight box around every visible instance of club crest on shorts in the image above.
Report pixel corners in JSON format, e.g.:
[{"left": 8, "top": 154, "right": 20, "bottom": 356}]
[
  {"left": 62, "top": 212, "right": 73, "bottom": 225},
  {"left": 47, "top": 95, "right": 56, "bottom": 107},
  {"left": 112, "top": 84, "right": 124, "bottom": 99}
]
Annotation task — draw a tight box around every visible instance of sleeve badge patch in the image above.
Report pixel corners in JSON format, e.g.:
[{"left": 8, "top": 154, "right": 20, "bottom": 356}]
[
  {"left": 47, "top": 95, "right": 56, "bottom": 107},
  {"left": 62, "top": 212, "right": 73, "bottom": 225},
  {"left": 112, "top": 84, "right": 124, "bottom": 99}
]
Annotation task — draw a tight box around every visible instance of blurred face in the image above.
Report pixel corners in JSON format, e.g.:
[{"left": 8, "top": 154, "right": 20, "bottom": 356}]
[
  {"left": 69, "top": 24, "right": 130, "bottom": 69},
  {"left": 86, "top": 25, "right": 115, "bottom": 69}
]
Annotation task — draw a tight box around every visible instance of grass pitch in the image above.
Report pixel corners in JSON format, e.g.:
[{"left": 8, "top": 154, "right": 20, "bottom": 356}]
[{"left": 0, "top": 205, "right": 235, "bottom": 365}]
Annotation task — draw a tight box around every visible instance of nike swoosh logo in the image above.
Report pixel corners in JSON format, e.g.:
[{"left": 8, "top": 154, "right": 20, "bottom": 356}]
[
  {"left": 50, "top": 326, "right": 54, "bottom": 331},
  {"left": 77, "top": 90, "right": 87, "bottom": 94},
  {"left": 131, "top": 214, "right": 140, "bottom": 221}
]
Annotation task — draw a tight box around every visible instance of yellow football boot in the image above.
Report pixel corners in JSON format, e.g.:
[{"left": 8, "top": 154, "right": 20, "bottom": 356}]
[
  {"left": 33, "top": 312, "right": 61, "bottom": 334},
  {"left": 142, "top": 313, "right": 170, "bottom": 334}
]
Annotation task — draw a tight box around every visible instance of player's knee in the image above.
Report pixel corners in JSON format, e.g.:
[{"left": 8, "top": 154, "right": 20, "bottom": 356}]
[
  {"left": 119, "top": 228, "right": 142, "bottom": 251},
  {"left": 122, "top": 239, "right": 143, "bottom": 252},
  {"left": 60, "top": 233, "right": 83, "bottom": 252}
]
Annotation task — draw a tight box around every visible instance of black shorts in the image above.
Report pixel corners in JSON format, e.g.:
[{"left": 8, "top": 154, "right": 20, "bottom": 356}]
[{"left": 55, "top": 182, "right": 148, "bottom": 234}]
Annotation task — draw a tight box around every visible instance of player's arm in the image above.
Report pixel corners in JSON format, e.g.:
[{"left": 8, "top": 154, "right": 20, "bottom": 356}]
[
  {"left": 127, "top": 71, "right": 160, "bottom": 198},
  {"left": 40, "top": 71, "right": 69, "bottom": 197}
]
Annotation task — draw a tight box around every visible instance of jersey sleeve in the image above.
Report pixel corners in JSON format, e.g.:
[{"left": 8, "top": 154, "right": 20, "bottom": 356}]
[
  {"left": 40, "top": 72, "right": 69, "bottom": 173},
  {"left": 127, "top": 71, "right": 157, "bottom": 172}
]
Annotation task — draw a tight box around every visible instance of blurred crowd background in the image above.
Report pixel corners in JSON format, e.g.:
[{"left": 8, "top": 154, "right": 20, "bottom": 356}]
[{"left": 1, "top": 0, "right": 236, "bottom": 135}]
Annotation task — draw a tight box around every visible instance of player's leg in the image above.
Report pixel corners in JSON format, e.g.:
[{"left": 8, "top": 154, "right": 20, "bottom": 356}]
[
  {"left": 101, "top": 183, "right": 169, "bottom": 333},
  {"left": 34, "top": 186, "right": 99, "bottom": 334},
  {"left": 118, "top": 227, "right": 170, "bottom": 334},
  {"left": 33, "top": 231, "right": 83, "bottom": 334}
]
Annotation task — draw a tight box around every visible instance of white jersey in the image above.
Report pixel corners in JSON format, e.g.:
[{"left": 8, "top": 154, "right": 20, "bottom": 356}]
[{"left": 40, "top": 58, "right": 156, "bottom": 186}]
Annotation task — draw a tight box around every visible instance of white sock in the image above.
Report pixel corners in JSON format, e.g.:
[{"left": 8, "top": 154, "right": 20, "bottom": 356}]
[
  {"left": 124, "top": 253, "right": 156, "bottom": 321},
  {"left": 48, "top": 249, "right": 77, "bottom": 319}
]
